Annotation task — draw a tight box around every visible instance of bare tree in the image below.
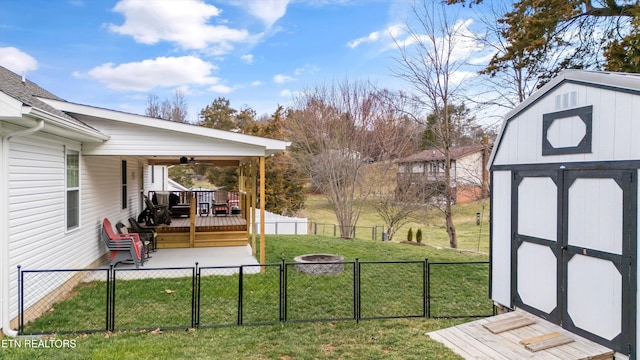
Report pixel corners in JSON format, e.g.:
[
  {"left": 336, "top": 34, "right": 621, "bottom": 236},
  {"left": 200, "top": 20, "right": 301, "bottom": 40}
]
[
  {"left": 170, "top": 90, "right": 188, "bottom": 123},
  {"left": 391, "top": 0, "right": 473, "bottom": 248},
  {"left": 288, "top": 80, "right": 411, "bottom": 239},
  {"left": 368, "top": 163, "right": 426, "bottom": 241},
  {"left": 145, "top": 90, "right": 189, "bottom": 122},
  {"left": 463, "top": 1, "right": 566, "bottom": 115},
  {"left": 145, "top": 94, "right": 161, "bottom": 119}
]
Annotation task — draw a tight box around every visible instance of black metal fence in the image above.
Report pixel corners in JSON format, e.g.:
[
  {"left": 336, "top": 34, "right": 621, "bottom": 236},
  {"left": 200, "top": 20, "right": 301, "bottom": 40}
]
[{"left": 18, "top": 260, "right": 492, "bottom": 335}]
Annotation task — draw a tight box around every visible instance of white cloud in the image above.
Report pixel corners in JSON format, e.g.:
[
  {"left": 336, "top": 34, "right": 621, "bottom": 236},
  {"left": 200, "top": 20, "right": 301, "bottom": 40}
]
[
  {"left": 209, "top": 84, "right": 233, "bottom": 93},
  {"left": 279, "top": 89, "right": 292, "bottom": 97},
  {"left": 241, "top": 0, "right": 291, "bottom": 28},
  {"left": 273, "top": 74, "right": 296, "bottom": 84},
  {"left": 347, "top": 24, "right": 404, "bottom": 49},
  {"left": 108, "top": 0, "right": 252, "bottom": 51},
  {"left": 251, "top": 81, "right": 263, "bottom": 86},
  {"left": 0, "top": 47, "right": 38, "bottom": 75},
  {"left": 81, "top": 56, "right": 222, "bottom": 91},
  {"left": 294, "top": 64, "right": 319, "bottom": 76},
  {"left": 449, "top": 70, "right": 477, "bottom": 86},
  {"left": 241, "top": 54, "right": 254, "bottom": 64}
]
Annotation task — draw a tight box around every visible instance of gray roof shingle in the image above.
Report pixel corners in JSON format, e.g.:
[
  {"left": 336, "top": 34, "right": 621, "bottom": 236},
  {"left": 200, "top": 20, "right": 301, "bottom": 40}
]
[{"left": 0, "top": 66, "right": 96, "bottom": 129}]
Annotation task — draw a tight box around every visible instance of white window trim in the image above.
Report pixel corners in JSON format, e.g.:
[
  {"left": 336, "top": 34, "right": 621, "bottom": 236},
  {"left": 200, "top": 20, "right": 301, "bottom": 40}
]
[{"left": 65, "top": 147, "right": 81, "bottom": 233}]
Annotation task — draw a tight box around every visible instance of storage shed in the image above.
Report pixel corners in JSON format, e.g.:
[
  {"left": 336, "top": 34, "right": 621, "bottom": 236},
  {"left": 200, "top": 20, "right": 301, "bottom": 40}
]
[{"left": 488, "top": 70, "right": 640, "bottom": 358}]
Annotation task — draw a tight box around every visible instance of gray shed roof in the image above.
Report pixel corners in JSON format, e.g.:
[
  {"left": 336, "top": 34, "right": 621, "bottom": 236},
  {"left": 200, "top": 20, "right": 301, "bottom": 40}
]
[{"left": 488, "top": 70, "right": 640, "bottom": 169}]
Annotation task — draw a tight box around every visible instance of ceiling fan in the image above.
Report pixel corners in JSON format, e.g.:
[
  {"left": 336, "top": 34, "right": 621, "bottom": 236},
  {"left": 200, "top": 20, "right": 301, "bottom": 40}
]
[{"left": 179, "top": 156, "right": 198, "bottom": 165}]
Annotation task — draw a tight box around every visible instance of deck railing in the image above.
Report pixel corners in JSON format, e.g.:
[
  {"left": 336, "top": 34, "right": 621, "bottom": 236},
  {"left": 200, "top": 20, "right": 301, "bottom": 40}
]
[{"left": 147, "top": 190, "right": 240, "bottom": 216}]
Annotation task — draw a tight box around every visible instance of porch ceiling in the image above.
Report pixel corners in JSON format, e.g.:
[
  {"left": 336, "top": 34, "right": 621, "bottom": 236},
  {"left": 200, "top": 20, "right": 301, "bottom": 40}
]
[{"left": 147, "top": 158, "right": 241, "bottom": 166}]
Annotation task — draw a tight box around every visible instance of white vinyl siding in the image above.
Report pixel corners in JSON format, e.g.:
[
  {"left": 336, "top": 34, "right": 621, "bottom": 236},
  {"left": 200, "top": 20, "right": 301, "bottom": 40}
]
[
  {"left": 6, "top": 131, "right": 144, "bottom": 320},
  {"left": 77, "top": 117, "right": 266, "bottom": 157},
  {"left": 455, "top": 153, "right": 483, "bottom": 186}
]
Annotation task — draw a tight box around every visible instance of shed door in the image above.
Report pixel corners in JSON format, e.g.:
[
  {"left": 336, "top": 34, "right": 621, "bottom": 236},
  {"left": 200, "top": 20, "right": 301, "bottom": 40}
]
[{"left": 513, "top": 170, "right": 636, "bottom": 356}]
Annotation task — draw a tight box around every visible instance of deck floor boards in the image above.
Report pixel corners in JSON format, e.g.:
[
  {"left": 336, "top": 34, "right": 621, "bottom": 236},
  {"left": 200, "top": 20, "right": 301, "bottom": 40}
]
[
  {"left": 164, "top": 215, "right": 246, "bottom": 228},
  {"left": 428, "top": 310, "right": 616, "bottom": 360}
]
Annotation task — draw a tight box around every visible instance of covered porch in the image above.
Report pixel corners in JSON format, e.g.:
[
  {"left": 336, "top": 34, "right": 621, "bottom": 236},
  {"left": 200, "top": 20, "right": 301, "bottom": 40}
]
[{"left": 41, "top": 99, "right": 289, "bottom": 265}]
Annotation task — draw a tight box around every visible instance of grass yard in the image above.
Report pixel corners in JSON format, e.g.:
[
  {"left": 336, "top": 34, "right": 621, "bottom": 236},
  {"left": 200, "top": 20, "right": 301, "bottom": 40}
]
[
  {"left": 300, "top": 194, "right": 491, "bottom": 253},
  {"left": 3, "top": 235, "right": 490, "bottom": 360}
]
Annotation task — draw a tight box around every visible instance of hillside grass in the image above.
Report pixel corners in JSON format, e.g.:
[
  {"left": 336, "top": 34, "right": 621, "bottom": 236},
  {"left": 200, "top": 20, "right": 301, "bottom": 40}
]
[{"left": 299, "top": 194, "right": 491, "bottom": 253}]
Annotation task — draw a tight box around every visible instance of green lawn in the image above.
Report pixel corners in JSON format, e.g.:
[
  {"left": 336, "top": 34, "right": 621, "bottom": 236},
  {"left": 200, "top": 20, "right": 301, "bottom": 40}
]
[
  {"left": 3, "top": 235, "right": 490, "bottom": 360},
  {"left": 300, "top": 195, "right": 491, "bottom": 253}
]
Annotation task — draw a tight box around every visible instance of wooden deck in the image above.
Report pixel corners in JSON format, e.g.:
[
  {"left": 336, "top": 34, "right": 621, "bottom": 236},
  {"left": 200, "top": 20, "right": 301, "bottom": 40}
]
[
  {"left": 155, "top": 215, "right": 249, "bottom": 248},
  {"left": 428, "top": 309, "right": 620, "bottom": 360}
]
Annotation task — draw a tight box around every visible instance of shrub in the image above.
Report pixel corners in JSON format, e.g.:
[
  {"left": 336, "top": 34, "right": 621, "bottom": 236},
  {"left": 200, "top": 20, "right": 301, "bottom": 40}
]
[
  {"left": 407, "top": 228, "right": 413, "bottom": 242},
  {"left": 416, "top": 229, "right": 422, "bottom": 243}
]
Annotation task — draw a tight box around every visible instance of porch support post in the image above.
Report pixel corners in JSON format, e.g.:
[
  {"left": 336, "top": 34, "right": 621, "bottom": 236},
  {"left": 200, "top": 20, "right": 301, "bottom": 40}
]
[
  {"left": 259, "top": 156, "right": 266, "bottom": 265},
  {"left": 189, "top": 195, "right": 195, "bottom": 247},
  {"left": 251, "top": 159, "right": 257, "bottom": 256}
]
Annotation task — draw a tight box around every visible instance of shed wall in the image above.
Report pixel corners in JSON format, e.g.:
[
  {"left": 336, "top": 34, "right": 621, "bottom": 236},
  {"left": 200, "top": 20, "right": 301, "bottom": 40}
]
[
  {"left": 491, "top": 171, "right": 511, "bottom": 306},
  {"left": 493, "top": 83, "right": 640, "bottom": 165}
]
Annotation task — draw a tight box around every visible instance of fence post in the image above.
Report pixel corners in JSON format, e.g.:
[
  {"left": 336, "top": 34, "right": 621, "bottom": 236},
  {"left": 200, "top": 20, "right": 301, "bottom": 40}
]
[
  {"left": 105, "top": 265, "right": 112, "bottom": 332},
  {"left": 110, "top": 264, "right": 116, "bottom": 332},
  {"left": 423, "top": 258, "right": 428, "bottom": 318},
  {"left": 280, "top": 258, "right": 285, "bottom": 322},
  {"left": 193, "top": 262, "right": 199, "bottom": 329},
  {"left": 238, "top": 266, "right": 244, "bottom": 326},
  {"left": 426, "top": 259, "right": 431, "bottom": 319},
  {"left": 283, "top": 258, "right": 288, "bottom": 322},
  {"left": 17, "top": 265, "right": 22, "bottom": 334},
  {"left": 355, "top": 258, "right": 359, "bottom": 323}
]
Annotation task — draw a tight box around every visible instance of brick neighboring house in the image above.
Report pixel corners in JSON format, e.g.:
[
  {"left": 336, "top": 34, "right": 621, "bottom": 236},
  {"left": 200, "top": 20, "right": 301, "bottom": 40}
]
[{"left": 395, "top": 145, "right": 491, "bottom": 204}]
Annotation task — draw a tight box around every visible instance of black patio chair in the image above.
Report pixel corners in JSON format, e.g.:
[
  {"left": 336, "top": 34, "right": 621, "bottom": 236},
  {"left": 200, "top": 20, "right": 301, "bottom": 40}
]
[
  {"left": 128, "top": 217, "right": 157, "bottom": 253},
  {"left": 141, "top": 195, "right": 171, "bottom": 225}
]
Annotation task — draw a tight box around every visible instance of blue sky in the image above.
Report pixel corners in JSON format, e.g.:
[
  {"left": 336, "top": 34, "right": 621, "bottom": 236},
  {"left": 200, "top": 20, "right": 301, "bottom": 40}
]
[{"left": 0, "top": 0, "right": 494, "bottom": 122}]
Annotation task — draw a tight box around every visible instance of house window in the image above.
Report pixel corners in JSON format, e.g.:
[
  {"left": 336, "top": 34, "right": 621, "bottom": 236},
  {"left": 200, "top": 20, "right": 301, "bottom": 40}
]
[
  {"left": 66, "top": 149, "right": 79, "bottom": 230},
  {"left": 121, "top": 160, "right": 127, "bottom": 209}
]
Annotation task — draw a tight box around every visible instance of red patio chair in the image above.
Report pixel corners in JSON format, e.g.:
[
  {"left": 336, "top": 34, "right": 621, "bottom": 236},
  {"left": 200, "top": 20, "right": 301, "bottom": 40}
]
[{"left": 101, "top": 218, "right": 144, "bottom": 267}]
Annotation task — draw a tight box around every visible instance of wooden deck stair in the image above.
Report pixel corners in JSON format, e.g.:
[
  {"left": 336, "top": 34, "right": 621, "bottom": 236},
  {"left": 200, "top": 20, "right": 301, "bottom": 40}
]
[{"left": 154, "top": 215, "right": 249, "bottom": 248}]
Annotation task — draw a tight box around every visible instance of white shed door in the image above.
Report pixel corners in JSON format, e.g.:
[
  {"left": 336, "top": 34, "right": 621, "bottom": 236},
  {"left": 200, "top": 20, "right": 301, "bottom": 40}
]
[{"left": 513, "top": 169, "right": 636, "bottom": 356}]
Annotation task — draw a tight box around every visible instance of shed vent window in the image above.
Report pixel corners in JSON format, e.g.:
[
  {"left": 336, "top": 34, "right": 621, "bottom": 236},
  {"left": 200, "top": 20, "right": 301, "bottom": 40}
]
[
  {"left": 555, "top": 91, "right": 578, "bottom": 110},
  {"left": 66, "top": 149, "right": 80, "bottom": 230}
]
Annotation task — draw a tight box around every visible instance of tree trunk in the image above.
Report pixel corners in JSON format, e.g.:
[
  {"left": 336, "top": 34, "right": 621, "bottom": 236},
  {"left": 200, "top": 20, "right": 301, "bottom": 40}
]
[
  {"left": 445, "top": 202, "right": 457, "bottom": 248},
  {"left": 444, "top": 145, "right": 458, "bottom": 248}
]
